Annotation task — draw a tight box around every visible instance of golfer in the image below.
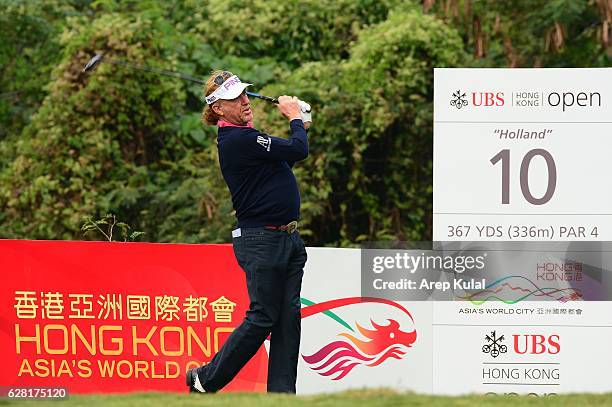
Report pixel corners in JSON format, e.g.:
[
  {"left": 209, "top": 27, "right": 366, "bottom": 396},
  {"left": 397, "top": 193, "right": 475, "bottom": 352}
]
[{"left": 186, "top": 70, "right": 310, "bottom": 394}]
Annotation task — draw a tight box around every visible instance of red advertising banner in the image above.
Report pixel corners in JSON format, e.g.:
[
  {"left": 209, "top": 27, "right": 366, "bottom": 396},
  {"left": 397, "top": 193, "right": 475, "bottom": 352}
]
[{"left": 0, "top": 240, "right": 268, "bottom": 393}]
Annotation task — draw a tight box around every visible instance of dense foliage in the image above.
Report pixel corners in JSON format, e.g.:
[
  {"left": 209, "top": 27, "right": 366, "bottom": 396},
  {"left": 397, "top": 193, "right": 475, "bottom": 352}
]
[{"left": 0, "top": 0, "right": 610, "bottom": 245}]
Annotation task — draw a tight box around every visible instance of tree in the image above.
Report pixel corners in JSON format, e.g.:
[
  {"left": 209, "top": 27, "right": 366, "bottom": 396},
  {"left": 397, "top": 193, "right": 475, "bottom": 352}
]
[
  {"left": 254, "top": 7, "right": 466, "bottom": 244},
  {"left": 423, "top": 0, "right": 610, "bottom": 67},
  {"left": 0, "top": 13, "right": 185, "bottom": 239},
  {"left": 0, "top": 0, "right": 608, "bottom": 245}
]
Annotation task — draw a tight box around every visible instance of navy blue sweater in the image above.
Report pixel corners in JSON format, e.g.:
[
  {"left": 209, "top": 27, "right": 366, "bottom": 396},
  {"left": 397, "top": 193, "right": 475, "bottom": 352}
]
[{"left": 217, "top": 119, "right": 309, "bottom": 228}]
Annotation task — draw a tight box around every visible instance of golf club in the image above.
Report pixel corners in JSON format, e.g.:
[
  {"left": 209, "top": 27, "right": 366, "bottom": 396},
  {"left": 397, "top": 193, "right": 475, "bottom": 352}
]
[{"left": 82, "top": 53, "right": 279, "bottom": 104}]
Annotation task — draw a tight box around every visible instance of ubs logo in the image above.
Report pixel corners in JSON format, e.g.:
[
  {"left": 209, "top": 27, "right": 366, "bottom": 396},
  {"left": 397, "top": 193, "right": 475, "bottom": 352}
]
[
  {"left": 482, "top": 330, "right": 508, "bottom": 358},
  {"left": 450, "top": 90, "right": 468, "bottom": 109},
  {"left": 514, "top": 334, "right": 560, "bottom": 355},
  {"left": 482, "top": 330, "right": 561, "bottom": 358},
  {"left": 450, "top": 90, "right": 505, "bottom": 109},
  {"left": 472, "top": 91, "right": 505, "bottom": 106}
]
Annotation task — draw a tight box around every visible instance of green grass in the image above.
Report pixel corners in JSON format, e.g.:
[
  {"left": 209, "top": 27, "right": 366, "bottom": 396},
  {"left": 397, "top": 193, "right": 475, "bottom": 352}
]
[{"left": 2, "top": 389, "right": 612, "bottom": 407}]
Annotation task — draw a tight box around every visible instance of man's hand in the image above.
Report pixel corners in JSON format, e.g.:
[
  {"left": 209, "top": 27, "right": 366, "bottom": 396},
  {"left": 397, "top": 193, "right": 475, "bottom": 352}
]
[{"left": 278, "top": 95, "right": 301, "bottom": 122}]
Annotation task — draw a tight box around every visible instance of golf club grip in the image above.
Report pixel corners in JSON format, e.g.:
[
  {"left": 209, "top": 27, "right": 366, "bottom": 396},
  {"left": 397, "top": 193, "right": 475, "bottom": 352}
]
[{"left": 246, "top": 92, "right": 278, "bottom": 104}]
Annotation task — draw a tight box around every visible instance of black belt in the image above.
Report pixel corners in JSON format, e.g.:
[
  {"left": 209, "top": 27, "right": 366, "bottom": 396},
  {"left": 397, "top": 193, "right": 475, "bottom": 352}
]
[{"left": 265, "top": 220, "right": 298, "bottom": 233}]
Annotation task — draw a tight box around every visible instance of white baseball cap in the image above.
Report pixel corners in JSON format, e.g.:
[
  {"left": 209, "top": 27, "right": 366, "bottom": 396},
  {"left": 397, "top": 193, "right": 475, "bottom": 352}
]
[{"left": 205, "top": 75, "right": 252, "bottom": 105}]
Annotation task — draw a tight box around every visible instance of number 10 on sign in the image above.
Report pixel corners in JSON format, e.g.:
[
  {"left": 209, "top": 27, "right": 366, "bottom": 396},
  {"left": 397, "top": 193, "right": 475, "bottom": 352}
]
[{"left": 490, "top": 149, "right": 556, "bottom": 205}]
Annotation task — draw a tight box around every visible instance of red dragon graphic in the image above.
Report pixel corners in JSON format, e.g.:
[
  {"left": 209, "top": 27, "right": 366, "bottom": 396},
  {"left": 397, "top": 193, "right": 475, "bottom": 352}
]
[{"left": 300, "top": 297, "right": 417, "bottom": 380}]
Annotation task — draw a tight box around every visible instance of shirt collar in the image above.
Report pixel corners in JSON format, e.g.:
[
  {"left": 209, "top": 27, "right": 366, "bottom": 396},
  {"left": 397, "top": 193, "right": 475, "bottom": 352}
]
[{"left": 218, "top": 120, "right": 254, "bottom": 128}]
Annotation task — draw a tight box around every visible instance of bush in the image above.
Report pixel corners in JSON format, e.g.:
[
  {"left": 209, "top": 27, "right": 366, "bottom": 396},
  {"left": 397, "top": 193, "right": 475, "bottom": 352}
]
[{"left": 254, "top": 9, "right": 466, "bottom": 244}]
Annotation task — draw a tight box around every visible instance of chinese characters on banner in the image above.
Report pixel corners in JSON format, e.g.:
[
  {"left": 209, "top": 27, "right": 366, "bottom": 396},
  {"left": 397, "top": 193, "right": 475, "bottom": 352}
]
[
  {"left": 1, "top": 240, "right": 268, "bottom": 393},
  {"left": 15, "top": 291, "right": 236, "bottom": 322}
]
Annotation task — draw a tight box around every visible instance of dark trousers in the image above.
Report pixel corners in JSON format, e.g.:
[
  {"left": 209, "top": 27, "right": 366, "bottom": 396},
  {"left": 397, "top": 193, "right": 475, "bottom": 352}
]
[{"left": 196, "top": 227, "right": 307, "bottom": 393}]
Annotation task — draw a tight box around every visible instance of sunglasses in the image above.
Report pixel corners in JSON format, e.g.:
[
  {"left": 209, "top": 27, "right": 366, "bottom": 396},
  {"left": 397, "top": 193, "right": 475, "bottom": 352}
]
[
  {"left": 211, "top": 71, "right": 247, "bottom": 103},
  {"left": 214, "top": 71, "right": 232, "bottom": 86}
]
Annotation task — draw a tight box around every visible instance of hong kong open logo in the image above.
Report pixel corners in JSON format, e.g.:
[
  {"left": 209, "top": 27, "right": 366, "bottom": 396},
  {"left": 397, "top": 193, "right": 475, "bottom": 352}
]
[
  {"left": 450, "top": 90, "right": 468, "bottom": 109},
  {"left": 298, "top": 297, "right": 417, "bottom": 380},
  {"left": 482, "top": 330, "right": 507, "bottom": 358}
]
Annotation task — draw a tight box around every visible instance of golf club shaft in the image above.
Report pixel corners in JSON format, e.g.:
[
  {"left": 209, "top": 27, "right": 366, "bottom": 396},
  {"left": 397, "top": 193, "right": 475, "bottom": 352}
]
[
  {"left": 103, "top": 57, "right": 205, "bottom": 85},
  {"left": 245, "top": 92, "right": 278, "bottom": 104},
  {"left": 85, "top": 54, "right": 280, "bottom": 104}
]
